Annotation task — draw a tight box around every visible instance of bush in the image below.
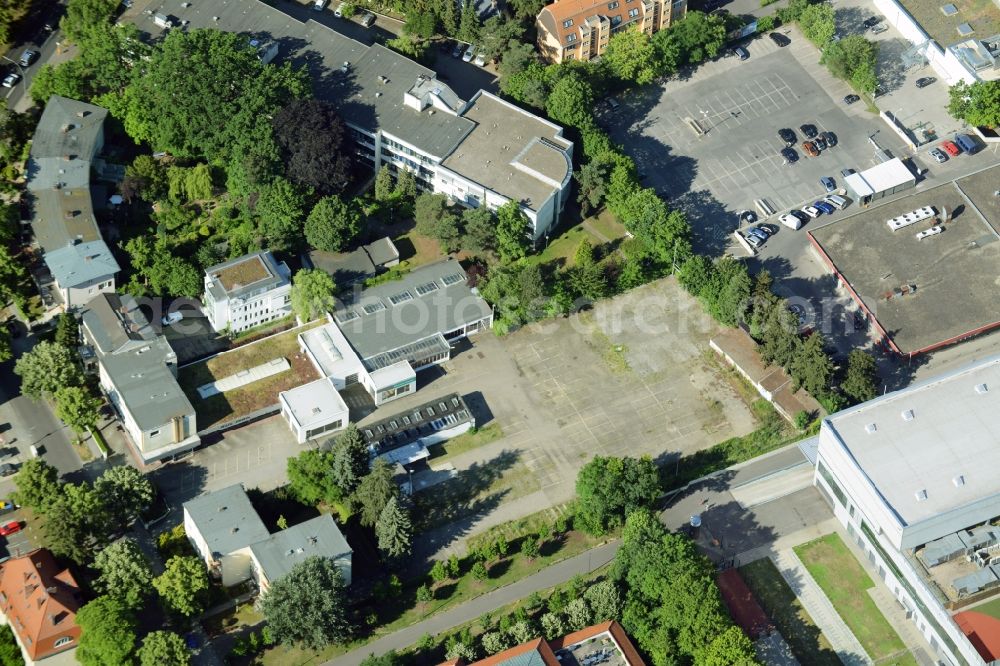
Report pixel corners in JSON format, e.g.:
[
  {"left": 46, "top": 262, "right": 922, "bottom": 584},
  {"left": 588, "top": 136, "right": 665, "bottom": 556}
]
[
  {"left": 793, "top": 410, "right": 811, "bottom": 430},
  {"left": 756, "top": 14, "right": 778, "bottom": 31}
]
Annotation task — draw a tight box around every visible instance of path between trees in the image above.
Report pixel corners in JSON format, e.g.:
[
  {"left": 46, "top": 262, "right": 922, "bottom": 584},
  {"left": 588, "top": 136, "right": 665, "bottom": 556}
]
[{"left": 324, "top": 541, "right": 622, "bottom": 666}]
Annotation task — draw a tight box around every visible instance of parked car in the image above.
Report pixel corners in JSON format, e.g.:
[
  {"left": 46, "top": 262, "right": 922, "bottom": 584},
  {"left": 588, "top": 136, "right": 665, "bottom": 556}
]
[
  {"left": 18, "top": 50, "right": 38, "bottom": 68},
  {"left": 1, "top": 72, "right": 21, "bottom": 89},
  {"left": 778, "top": 128, "right": 796, "bottom": 145},
  {"left": 843, "top": 94, "right": 860, "bottom": 105},
  {"left": 0, "top": 521, "right": 20, "bottom": 537},
  {"left": 752, "top": 224, "right": 775, "bottom": 237},
  {"left": 801, "top": 205, "right": 822, "bottom": 218},
  {"left": 360, "top": 11, "right": 376, "bottom": 26},
  {"left": 769, "top": 32, "right": 790, "bottom": 46},
  {"left": 915, "top": 76, "right": 935, "bottom": 88},
  {"left": 915, "top": 226, "right": 943, "bottom": 240},
  {"left": 745, "top": 234, "right": 764, "bottom": 249},
  {"left": 841, "top": 168, "right": 856, "bottom": 178},
  {"left": 0, "top": 500, "right": 15, "bottom": 515},
  {"left": 607, "top": 97, "right": 621, "bottom": 111},
  {"left": 779, "top": 213, "right": 803, "bottom": 230},
  {"left": 740, "top": 210, "right": 758, "bottom": 225},
  {"left": 820, "top": 176, "right": 836, "bottom": 192},
  {"left": 929, "top": 147, "right": 948, "bottom": 163},
  {"left": 474, "top": 50, "right": 486, "bottom": 67},
  {"left": 747, "top": 228, "right": 769, "bottom": 241},
  {"left": 789, "top": 210, "right": 809, "bottom": 223},
  {"left": 161, "top": 311, "right": 183, "bottom": 327},
  {"left": 802, "top": 141, "right": 819, "bottom": 158},
  {"left": 863, "top": 16, "right": 881, "bottom": 28},
  {"left": 462, "top": 44, "right": 476, "bottom": 62},
  {"left": 821, "top": 131, "right": 837, "bottom": 147},
  {"left": 734, "top": 46, "right": 750, "bottom": 61},
  {"left": 452, "top": 42, "right": 465, "bottom": 58},
  {"left": 814, "top": 200, "right": 836, "bottom": 214},
  {"left": 940, "top": 140, "right": 961, "bottom": 157},
  {"left": 0, "top": 464, "right": 14, "bottom": 478},
  {"left": 780, "top": 147, "right": 798, "bottom": 163},
  {"left": 800, "top": 124, "right": 818, "bottom": 139},
  {"left": 813, "top": 135, "right": 827, "bottom": 150},
  {"left": 871, "top": 23, "right": 888, "bottom": 34}
]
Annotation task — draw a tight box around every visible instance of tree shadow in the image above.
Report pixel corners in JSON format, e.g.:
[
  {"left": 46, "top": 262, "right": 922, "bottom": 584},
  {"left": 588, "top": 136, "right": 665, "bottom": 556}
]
[
  {"left": 671, "top": 188, "right": 740, "bottom": 257},
  {"left": 413, "top": 449, "right": 520, "bottom": 530},
  {"left": 834, "top": 6, "right": 870, "bottom": 37},
  {"left": 875, "top": 38, "right": 912, "bottom": 93},
  {"left": 488, "top": 557, "right": 512, "bottom": 579},
  {"left": 149, "top": 461, "right": 210, "bottom": 508}
]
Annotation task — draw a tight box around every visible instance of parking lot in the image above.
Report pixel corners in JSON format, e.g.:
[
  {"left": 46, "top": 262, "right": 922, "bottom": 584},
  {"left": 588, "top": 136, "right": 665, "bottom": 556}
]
[{"left": 605, "top": 25, "right": 907, "bottom": 257}]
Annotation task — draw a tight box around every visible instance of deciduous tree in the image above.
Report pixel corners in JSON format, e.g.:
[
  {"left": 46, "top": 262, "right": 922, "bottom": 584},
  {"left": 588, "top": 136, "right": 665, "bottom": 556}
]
[
  {"left": 76, "top": 596, "right": 138, "bottom": 666},
  {"left": 94, "top": 465, "right": 156, "bottom": 529},
  {"left": 415, "top": 193, "right": 462, "bottom": 252},
  {"left": 604, "top": 31, "right": 661, "bottom": 84},
  {"left": 138, "top": 631, "right": 191, "bottom": 666},
  {"left": 45, "top": 482, "right": 113, "bottom": 564},
  {"left": 306, "top": 196, "right": 362, "bottom": 252},
  {"left": 287, "top": 449, "right": 340, "bottom": 506},
  {"left": 495, "top": 201, "right": 531, "bottom": 263},
  {"left": 259, "top": 556, "right": 353, "bottom": 649},
  {"left": 575, "top": 456, "right": 661, "bottom": 534},
  {"left": 94, "top": 538, "right": 154, "bottom": 609},
  {"left": 54, "top": 386, "right": 102, "bottom": 436},
  {"left": 256, "top": 177, "right": 309, "bottom": 252},
  {"left": 154, "top": 556, "right": 210, "bottom": 619},
  {"left": 462, "top": 206, "right": 496, "bottom": 254},
  {"left": 948, "top": 80, "right": 1000, "bottom": 127},
  {"left": 11, "top": 458, "right": 61, "bottom": 514},
  {"left": 14, "top": 340, "right": 84, "bottom": 399},
  {"left": 273, "top": 99, "right": 353, "bottom": 195},
  {"left": 290, "top": 269, "right": 337, "bottom": 322}
]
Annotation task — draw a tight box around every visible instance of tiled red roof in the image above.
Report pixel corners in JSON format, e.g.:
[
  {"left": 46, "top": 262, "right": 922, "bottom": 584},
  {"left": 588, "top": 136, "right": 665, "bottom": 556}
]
[{"left": 0, "top": 549, "right": 81, "bottom": 660}]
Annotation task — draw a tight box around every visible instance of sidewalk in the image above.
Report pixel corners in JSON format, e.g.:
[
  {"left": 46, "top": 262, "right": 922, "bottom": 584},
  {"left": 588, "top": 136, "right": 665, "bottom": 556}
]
[{"left": 324, "top": 541, "right": 621, "bottom": 666}]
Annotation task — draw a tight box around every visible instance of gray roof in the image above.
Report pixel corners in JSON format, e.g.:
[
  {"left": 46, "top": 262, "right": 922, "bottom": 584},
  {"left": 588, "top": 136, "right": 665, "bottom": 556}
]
[
  {"left": 823, "top": 354, "right": 1000, "bottom": 527},
  {"left": 249, "top": 515, "right": 352, "bottom": 584},
  {"left": 134, "top": 0, "right": 474, "bottom": 159},
  {"left": 204, "top": 251, "right": 290, "bottom": 301},
  {"left": 308, "top": 247, "right": 378, "bottom": 286},
  {"left": 183, "top": 484, "right": 271, "bottom": 560},
  {"left": 43, "top": 240, "right": 120, "bottom": 289},
  {"left": 333, "top": 257, "right": 492, "bottom": 361},
  {"left": 363, "top": 237, "right": 399, "bottom": 267},
  {"left": 26, "top": 96, "right": 107, "bottom": 256},
  {"left": 920, "top": 533, "right": 966, "bottom": 567},
  {"left": 81, "top": 293, "right": 194, "bottom": 431},
  {"left": 441, "top": 92, "right": 573, "bottom": 213},
  {"left": 359, "top": 392, "right": 473, "bottom": 455}
]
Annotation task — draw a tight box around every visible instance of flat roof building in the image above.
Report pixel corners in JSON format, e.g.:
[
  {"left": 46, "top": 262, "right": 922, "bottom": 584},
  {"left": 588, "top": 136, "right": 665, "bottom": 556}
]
[
  {"left": 203, "top": 251, "right": 292, "bottom": 333},
  {"left": 131, "top": 0, "right": 573, "bottom": 239},
  {"left": 815, "top": 355, "right": 1000, "bottom": 665},
  {"left": 279, "top": 377, "right": 350, "bottom": 444},
  {"left": 843, "top": 158, "right": 917, "bottom": 204},
  {"left": 306, "top": 237, "right": 400, "bottom": 287}
]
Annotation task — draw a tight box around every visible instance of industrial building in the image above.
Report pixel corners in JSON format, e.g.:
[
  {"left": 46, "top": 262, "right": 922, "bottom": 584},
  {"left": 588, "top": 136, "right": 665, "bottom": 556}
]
[{"left": 814, "top": 355, "right": 1000, "bottom": 665}]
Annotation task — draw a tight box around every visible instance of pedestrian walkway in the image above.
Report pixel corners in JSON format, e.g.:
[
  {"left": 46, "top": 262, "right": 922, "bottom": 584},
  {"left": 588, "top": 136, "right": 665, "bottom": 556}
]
[
  {"left": 325, "top": 541, "right": 621, "bottom": 666},
  {"left": 770, "top": 548, "right": 872, "bottom": 666}
]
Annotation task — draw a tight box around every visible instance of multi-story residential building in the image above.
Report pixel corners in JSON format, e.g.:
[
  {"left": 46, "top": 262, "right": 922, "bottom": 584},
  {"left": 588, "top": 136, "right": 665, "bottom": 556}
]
[
  {"left": 135, "top": 0, "right": 574, "bottom": 241},
  {"left": 81, "top": 293, "right": 200, "bottom": 464},
  {"left": 0, "top": 550, "right": 82, "bottom": 666},
  {"left": 536, "top": 0, "right": 687, "bottom": 63},
  {"left": 26, "top": 96, "right": 119, "bottom": 310},
  {"left": 814, "top": 355, "right": 1000, "bottom": 666},
  {"left": 203, "top": 251, "right": 292, "bottom": 333},
  {"left": 184, "top": 484, "right": 352, "bottom": 591}
]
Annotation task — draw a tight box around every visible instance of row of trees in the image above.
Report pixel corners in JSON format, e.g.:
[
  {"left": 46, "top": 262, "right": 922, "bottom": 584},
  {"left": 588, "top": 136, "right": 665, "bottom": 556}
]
[
  {"left": 415, "top": 193, "right": 532, "bottom": 263},
  {"left": 287, "top": 425, "right": 414, "bottom": 561}
]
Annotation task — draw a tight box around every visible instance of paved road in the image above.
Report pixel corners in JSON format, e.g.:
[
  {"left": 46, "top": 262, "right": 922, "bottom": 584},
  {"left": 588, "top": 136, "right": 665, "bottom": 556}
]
[
  {"left": 2, "top": 2, "right": 70, "bottom": 113},
  {"left": 324, "top": 541, "right": 621, "bottom": 666}
]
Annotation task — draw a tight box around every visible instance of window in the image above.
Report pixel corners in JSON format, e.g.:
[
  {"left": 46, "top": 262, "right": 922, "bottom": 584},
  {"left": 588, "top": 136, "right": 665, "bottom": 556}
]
[
  {"left": 628, "top": 7, "right": 639, "bottom": 16},
  {"left": 563, "top": 18, "right": 574, "bottom": 27},
  {"left": 388, "top": 291, "right": 413, "bottom": 305},
  {"left": 336, "top": 310, "right": 360, "bottom": 324},
  {"left": 566, "top": 33, "right": 577, "bottom": 43},
  {"left": 415, "top": 281, "right": 440, "bottom": 296},
  {"left": 817, "top": 460, "right": 847, "bottom": 506},
  {"left": 611, "top": 15, "right": 622, "bottom": 25},
  {"left": 363, "top": 301, "right": 386, "bottom": 315},
  {"left": 149, "top": 429, "right": 160, "bottom": 438},
  {"left": 441, "top": 273, "right": 465, "bottom": 286},
  {"left": 53, "top": 637, "right": 73, "bottom": 648},
  {"left": 607, "top": 1, "right": 619, "bottom": 8}
]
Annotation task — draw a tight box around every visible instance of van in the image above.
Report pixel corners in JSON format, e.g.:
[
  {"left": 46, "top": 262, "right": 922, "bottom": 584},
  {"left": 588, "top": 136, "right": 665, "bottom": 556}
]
[
  {"left": 824, "top": 194, "right": 849, "bottom": 210},
  {"left": 314, "top": 0, "right": 329, "bottom": 11},
  {"left": 754, "top": 198, "right": 776, "bottom": 218},
  {"left": 953, "top": 133, "right": 979, "bottom": 155},
  {"left": 153, "top": 13, "right": 173, "bottom": 29}
]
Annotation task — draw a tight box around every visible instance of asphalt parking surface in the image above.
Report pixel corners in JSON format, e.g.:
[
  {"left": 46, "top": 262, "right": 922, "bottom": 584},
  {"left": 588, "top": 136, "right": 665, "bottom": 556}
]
[{"left": 605, "top": 28, "right": 904, "bottom": 257}]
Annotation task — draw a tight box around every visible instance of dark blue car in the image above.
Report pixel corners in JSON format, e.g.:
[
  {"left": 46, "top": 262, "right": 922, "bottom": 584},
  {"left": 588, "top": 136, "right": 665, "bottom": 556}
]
[{"left": 814, "top": 201, "right": 836, "bottom": 214}]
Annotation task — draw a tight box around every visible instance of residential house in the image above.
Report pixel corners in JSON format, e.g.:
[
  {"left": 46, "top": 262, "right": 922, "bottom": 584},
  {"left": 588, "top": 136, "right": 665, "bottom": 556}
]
[
  {"left": 183, "top": 484, "right": 352, "bottom": 589},
  {"left": 133, "top": 1, "right": 574, "bottom": 241},
  {"left": 80, "top": 293, "right": 199, "bottom": 463},
  {"left": 26, "top": 96, "right": 119, "bottom": 309},
  {"left": 439, "top": 621, "right": 646, "bottom": 666},
  {"left": 536, "top": 0, "right": 687, "bottom": 63},
  {"left": 203, "top": 251, "right": 292, "bottom": 333},
  {"left": 0, "top": 550, "right": 81, "bottom": 665}
]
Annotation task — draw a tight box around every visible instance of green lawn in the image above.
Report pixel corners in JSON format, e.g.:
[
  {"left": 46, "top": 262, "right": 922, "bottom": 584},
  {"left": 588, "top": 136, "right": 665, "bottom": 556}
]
[
  {"left": 427, "top": 423, "right": 504, "bottom": 464},
  {"left": 527, "top": 224, "right": 605, "bottom": 269},
  {"left": 970, "top": 596, "right": 1000, "bottom": 622},
  {"left": 585, "top": 209, "right": 627, "bottom": 243},
  {"left": 739, "top": 558, "right": 841, "bottom": 666},
  {"left": 795, "top": 534, "right": 917, "bottom": 665}
]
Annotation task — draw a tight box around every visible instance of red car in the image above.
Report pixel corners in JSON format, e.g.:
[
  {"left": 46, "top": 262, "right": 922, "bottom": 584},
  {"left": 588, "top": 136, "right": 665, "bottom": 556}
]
[
  {"left": 940, "top": 140, "right": 961, "bottom": 157},
  {"left": 0, "top": 520, "right": 22, "bottom": 536}
]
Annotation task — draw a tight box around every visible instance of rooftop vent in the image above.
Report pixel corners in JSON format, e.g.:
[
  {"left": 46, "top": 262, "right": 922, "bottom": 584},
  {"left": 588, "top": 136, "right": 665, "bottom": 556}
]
[
  {"left": 957, "top": 22, "right": 974, "bottom": 35},
  {"left": 865, "top": 422, "right": 877, "bottom": 434},
  {"left": 217, "top": 505, "right": 227, "bottom": 512},
  {"left": 975, "top": 383, "right": 988, "bottom": 394},
  {"left": 915, "top": 489, "right": 928, "bottom": 501},
  {"left": 902, "top": 409, "right": 914, "bottom": 421},
  {"left": 231, "top": 527, "right": 239, "bottom": 534},
  {"left": 378, "top": 75, "right": 388, "bottom": 84},
  {"left": 954, "top": 475, "right": 966, "bottom": 487},
  {"left": 941, "top": 3, "right": 958, "bottom": 15}
]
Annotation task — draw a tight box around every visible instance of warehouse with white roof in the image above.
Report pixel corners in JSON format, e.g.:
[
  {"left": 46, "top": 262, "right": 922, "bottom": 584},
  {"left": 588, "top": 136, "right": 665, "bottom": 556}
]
[
  {"left": 843, "top": 158, "right": 917, "bottom": 204},
  {"left": 815, "top": 355, "right": 1000, "bottom": 665}
]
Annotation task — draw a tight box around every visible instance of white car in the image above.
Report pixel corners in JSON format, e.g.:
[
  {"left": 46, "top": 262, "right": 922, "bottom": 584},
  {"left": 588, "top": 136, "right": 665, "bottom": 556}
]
[
  {"left": 161, "top": 311, "right": 184, "bottom": 326},
  {"left": 1, "top": 72, "right": 21, "bottom": 89},
  {"left": 473, "top": 51, "right": 486, "bottom": 67},
  {"left": 779, "top": 213, "right": 803, "bottom": 230},
  {"left": 801, "top": 206, "right": 821, "bottom": 218},
  {"left": 915, "top": 226, "right": 943, "bottom": 240},
  {"left": 462, "top": 45, "right": 476, "bottom": 62}
]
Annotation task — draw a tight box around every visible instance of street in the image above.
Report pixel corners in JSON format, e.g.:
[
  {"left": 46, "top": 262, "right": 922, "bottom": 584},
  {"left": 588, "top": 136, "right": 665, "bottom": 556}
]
[{"left": 2, "top": 2, "right": 69, "bottom": 112}]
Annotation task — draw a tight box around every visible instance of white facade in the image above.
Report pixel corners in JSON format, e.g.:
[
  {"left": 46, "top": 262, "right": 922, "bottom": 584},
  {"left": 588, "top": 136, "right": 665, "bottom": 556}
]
[
  {"left": 203, "top": 251, "right": 292, "bottom": 333},
  {"left": 814, "top": 356, "right": 1000, "bottom": 666},
  {"left": 279, "top": 377, "right": 350, "bottom": 444}
]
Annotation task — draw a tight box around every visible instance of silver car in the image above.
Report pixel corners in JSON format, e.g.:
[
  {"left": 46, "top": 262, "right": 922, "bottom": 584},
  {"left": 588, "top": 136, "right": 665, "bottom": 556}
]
[
  {"left": 462, "top": 45, "right": 476, "bottom": 62},
  {"left": 929, "top": 147, "right": 948, "bottom": 163}
]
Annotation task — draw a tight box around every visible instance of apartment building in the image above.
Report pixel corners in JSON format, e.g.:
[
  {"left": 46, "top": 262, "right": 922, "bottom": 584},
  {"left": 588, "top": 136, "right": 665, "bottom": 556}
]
[
  {"left": 814, "top": 355, "right": 1000, "bottom": 665},
  {"left": 536, "top": 0, "right": 687, "bottom": 63},
  {"left": 135, "top": 0, "right": 574, "bottom": 241},
  {"left": 203, "top": 251, "right": 292, "bottom": 333}
]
